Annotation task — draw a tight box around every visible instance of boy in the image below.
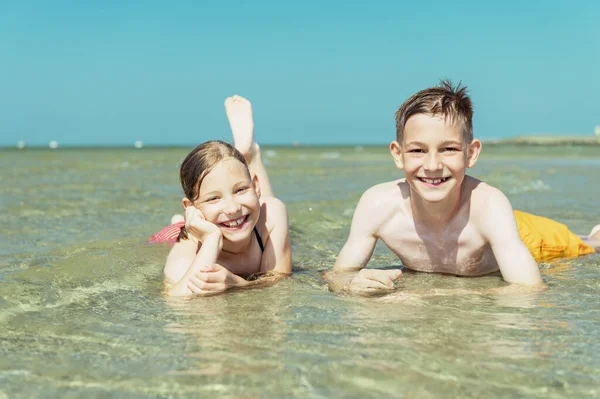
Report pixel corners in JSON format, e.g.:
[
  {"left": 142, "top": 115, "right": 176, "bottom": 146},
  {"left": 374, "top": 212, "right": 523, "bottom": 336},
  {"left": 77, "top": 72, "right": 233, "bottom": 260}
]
[{"left": 327, "top": 80, "right": 599, "bottom": 295}]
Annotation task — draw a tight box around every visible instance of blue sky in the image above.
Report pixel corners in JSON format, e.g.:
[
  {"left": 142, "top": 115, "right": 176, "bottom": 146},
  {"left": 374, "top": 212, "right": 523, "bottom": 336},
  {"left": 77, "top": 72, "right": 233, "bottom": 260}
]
[{"left": 1, "top": 0, "right": 599, "bottom": 146}]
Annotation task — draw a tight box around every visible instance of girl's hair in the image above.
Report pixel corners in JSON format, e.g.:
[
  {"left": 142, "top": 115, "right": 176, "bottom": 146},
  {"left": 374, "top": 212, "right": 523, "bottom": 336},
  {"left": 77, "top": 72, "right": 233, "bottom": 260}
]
[{"left": 177, "top": 140, "right": 248, "bottom": 242}]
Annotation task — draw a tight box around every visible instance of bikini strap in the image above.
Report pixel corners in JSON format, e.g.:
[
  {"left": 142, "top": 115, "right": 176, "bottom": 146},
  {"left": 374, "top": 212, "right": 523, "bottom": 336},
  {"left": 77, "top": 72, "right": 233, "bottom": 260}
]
[{"left": 253, "top": 227, "right": 265, "bottom": 253}]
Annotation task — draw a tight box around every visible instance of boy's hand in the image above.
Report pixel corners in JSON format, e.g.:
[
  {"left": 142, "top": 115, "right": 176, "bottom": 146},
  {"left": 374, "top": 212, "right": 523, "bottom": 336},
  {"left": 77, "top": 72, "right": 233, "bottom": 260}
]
[
  {"left": 185, "top": 206, "right": 222, "bottom": 243},
  {"left": 348, "top": 269, "right": 402, "bottom": 294},
  {"left": 187, "top": 264, "right": 248, "bottom": 294}
]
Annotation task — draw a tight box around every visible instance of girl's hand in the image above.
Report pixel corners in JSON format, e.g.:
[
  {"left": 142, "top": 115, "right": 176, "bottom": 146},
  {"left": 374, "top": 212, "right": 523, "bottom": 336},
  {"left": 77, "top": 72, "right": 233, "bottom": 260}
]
[
  {"left": 184, "top": 206, "right": 222, "bottom": 244},
  {"left": 187, "top": 264, "right": 248, "bottom": 294}
]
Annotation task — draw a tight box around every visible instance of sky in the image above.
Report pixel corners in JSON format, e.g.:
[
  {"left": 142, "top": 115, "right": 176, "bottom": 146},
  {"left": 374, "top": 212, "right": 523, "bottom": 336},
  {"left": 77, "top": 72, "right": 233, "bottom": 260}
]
[{"left": 1, "top": 0, "right": 599, "bottom": 147}]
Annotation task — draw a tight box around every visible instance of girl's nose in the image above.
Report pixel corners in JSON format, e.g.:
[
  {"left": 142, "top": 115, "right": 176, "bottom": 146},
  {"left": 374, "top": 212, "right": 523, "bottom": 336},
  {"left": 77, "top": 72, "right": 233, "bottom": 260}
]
[{"left": 223, "top": 197, "right": 242, "bottom": 215}]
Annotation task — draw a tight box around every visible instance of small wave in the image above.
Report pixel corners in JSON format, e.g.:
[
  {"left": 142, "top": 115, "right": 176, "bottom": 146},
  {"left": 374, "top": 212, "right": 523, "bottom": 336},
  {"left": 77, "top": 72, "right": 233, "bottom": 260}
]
[
  {"left": 320, "top": 152, "right": 341, "bottom": 159},
  {"left": 506, "top": 179, "right": 550, "bottom": 194}
]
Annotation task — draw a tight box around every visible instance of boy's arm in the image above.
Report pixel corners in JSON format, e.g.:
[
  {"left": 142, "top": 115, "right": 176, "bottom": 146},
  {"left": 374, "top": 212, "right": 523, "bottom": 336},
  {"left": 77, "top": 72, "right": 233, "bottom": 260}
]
[
  {"left": 334, "top": 190, "right": 380, "bottom": 271},
  {"left": 326, "top": 189, "right": 402, "bottom": 295},
  {"left": 479, "top": 190, "right": 543, "bottom": 286}
]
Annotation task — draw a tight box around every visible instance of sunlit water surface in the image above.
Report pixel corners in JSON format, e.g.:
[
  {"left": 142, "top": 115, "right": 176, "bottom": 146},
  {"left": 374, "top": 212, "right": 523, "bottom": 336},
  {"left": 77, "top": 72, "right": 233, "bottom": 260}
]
[{"left": 1, "top": 145, "right": 599, "bottom": 398}]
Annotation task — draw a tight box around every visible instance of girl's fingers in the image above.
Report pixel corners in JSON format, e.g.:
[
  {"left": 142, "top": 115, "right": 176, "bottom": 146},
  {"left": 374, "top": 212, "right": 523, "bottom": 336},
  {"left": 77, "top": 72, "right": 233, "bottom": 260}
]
[
  {"left": 188, "top": 280, "right": 225, "bottom": 292},
  {"left": 187, "top": 281, "right": 203, "bottom": 294},
  {"left": 189, "top": 274, "right": 225, "bottom": 290},
  {"left": 193, "top": 271, "right": 224, "bottom": 284},
  {"left": 199, "top": 263, "right": 220, "bottom": 273}
]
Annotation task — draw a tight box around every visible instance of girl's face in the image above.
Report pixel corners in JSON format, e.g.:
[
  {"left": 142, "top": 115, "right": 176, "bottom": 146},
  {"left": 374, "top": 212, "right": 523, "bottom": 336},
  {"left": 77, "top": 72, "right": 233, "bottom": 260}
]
[{"left": 194, "top": 158, "right": 260, "bottom": 243}]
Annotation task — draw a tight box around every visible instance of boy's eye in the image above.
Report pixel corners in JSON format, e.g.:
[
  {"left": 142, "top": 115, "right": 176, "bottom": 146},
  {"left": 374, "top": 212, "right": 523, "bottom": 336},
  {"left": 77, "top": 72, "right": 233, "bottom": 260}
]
[
  {"left": 205, "top": 196, "right": 220, "bottom": 202},
  {"left": 236, "top": 186, "right": 250, "bottom": 194},
  {"left": 442, "top": 147, "right": 459, "bottom": 152},
  {"left": 409, "top": 149, "right": 425, "bottom": 153}
]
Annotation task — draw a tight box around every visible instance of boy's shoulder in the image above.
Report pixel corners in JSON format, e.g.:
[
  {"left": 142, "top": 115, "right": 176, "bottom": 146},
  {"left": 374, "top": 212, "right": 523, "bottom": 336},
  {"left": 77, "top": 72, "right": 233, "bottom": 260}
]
[
  {"left": 463, "top": 176, "right": 513, "bottom": 224},
  {"left": 355, "top": 179, "right": 409, "bottom": 225},
  {"left": 362, "top": 179, "right": 407, "bottom": 202},
  {"left": 464, "top": 176, "right": 509, "bottom": 207}
]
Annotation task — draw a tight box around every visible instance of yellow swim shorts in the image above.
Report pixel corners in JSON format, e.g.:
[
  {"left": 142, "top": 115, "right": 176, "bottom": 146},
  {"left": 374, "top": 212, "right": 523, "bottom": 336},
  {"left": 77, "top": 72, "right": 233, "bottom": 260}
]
[{"left": 514, "top": 210, "right": 595, "bottom": 262}]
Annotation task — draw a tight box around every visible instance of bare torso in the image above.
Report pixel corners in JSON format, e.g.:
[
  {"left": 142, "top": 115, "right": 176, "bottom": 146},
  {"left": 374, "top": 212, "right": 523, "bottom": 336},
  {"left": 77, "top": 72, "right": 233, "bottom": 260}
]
[{"left": 374, "top": 177, "right": 500, "bottom": 276}]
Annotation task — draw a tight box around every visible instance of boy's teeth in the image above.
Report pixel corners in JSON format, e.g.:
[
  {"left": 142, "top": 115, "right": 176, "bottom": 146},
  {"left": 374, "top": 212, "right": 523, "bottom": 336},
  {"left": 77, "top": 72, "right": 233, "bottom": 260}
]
[{"left": 422, "top": 177, "right": 446, "bottom": 184}]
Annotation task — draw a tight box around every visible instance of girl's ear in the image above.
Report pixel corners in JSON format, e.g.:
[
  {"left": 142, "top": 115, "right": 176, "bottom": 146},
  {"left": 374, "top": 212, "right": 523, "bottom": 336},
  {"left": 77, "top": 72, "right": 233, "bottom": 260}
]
[
  {"left": 389, "top": 141, "right": 404, "bottom": 170},
  {"left": 182, "top": 197, "right": 194, "bottom": 209},
  {"left": 252, "top": 175, "right": 261, "bottom": 199},
  {"left": 466, "top": 139, "right": 482, "bottom": 168}
]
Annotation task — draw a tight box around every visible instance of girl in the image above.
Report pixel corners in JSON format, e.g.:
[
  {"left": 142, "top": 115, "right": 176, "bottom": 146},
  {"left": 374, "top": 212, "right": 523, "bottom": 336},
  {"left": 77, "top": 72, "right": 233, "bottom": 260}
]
[{"left": 152, "top": 95, "right": 292, "bottom": 296}]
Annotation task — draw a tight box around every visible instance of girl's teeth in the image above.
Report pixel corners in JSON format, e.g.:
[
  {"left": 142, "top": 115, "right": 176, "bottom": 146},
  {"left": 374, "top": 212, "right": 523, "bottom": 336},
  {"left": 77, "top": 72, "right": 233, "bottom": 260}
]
[{"left": 224, "top": 217, "right": 245, "bottom": 227}]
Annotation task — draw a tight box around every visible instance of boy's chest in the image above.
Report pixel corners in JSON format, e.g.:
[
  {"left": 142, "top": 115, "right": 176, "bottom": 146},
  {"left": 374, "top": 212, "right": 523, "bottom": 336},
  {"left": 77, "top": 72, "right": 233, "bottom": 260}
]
[{"left": 379, "top": 220, "right": 498, "bottom": 276}]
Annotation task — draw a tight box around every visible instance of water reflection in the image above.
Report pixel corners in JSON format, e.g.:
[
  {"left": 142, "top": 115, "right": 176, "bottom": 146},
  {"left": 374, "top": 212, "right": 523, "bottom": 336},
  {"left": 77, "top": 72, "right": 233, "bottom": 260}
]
[{"left": 163, "top": 286, "right": 291, "bottom": 378}]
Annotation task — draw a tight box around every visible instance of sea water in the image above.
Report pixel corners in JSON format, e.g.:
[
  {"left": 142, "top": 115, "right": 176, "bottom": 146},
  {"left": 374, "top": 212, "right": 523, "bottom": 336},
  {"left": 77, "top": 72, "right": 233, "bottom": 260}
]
[{"left": 0, "top": 145, "right": 599, "bottom": 398}]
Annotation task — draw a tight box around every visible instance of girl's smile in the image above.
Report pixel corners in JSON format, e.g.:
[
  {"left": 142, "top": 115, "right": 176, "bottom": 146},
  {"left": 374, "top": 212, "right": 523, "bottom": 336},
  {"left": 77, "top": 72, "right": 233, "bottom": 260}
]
[
  {"left": 219, "top": 214, "right": 250, "bottom": 230},
  {"left": 196, "top": 157, "right": 261, "bottom": 243}
]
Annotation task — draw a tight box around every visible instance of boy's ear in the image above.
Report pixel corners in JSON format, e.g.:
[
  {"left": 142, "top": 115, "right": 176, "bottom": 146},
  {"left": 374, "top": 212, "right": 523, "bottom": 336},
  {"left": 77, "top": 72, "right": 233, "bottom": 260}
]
[
  {"left": 466, "top": 139, "right": 482, "bottom": 168},
  {"left": 252, "top": 175, "right": 261, "bottom": 199},
  {"left": 182, "top": 197, "right": 194, "bottom": 209},
  {"left": 389, "top": 141, "right": 404, "bottom": 170}
]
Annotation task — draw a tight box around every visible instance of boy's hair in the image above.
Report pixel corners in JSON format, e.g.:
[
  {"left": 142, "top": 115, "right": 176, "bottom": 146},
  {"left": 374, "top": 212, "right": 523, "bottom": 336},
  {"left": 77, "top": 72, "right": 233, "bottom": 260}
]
[
  {"left": 394, "top": 79, "right": 473, "bottom": 144},
  {"left": 177, "top": 140, "right": 248, "bottom": 241}
]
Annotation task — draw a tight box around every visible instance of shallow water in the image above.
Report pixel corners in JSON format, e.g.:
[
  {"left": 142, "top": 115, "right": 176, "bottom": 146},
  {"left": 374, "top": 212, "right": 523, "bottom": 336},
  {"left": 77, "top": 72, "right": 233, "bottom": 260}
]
[{"left": 1, "top": 145, "right": 599, "bottom": 398}]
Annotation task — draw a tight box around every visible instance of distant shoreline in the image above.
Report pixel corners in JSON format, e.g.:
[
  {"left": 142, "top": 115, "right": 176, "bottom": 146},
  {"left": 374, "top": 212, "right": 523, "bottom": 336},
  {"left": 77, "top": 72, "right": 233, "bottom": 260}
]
[
  {"left": 2, "top": 137, "right": 600, "bottom": 149},
  {"left": 488, "top": 136, "right": 600, "bottom": 146}
]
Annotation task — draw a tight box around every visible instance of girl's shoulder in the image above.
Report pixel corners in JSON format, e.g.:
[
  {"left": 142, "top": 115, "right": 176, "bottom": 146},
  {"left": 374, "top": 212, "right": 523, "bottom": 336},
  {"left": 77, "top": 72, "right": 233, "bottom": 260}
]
[
  {"left": 258, "top": 195, "right": 288, "bottom": 236},
  {"left": 259, "top": 195, "right": 286, "bottom": 211}
]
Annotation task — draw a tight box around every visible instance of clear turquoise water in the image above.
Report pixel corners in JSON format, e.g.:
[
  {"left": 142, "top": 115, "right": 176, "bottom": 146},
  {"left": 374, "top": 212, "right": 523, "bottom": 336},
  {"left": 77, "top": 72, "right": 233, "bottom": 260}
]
[{"left": 1, "top": 145, "right": 599, "bottom": 398}]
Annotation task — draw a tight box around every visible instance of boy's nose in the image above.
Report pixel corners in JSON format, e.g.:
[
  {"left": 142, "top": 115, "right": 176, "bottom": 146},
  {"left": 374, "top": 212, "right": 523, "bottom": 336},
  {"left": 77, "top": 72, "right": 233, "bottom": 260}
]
[{"left": 423, "top": 152, "right": 442, "bottom": 171}]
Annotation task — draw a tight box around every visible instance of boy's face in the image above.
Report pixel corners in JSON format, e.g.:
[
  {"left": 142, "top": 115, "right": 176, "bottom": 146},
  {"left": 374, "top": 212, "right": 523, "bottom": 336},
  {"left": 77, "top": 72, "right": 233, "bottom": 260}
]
[{"left": 389, "top": 113, "right": 481, "bottom": 204}]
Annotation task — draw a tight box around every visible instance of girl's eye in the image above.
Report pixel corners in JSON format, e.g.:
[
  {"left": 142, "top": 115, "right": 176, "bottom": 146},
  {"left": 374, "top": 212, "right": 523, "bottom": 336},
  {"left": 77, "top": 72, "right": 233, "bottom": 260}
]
[
  {"left": 205, "top": 197, "right": 219, "bottom": 202},
  {"left": 236, "top": 187, "right": 249, "bottom": 194}
]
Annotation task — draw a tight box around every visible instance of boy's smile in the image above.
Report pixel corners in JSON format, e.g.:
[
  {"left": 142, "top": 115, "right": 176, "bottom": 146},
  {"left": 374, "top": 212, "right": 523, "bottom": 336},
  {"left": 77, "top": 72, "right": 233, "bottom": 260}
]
[
  {"left": 417, "top": 176, "right": 451, "bottom": 186},
  {"left": 390, "top": 113, "right": 481, "bottom": 205}
]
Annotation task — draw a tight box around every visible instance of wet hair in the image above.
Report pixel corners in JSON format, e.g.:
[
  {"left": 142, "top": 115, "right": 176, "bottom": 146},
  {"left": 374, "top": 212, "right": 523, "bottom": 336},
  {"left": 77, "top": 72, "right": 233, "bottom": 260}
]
[
  {"left": 394, "top": 79, "right": 473, "bottom": 144},
  {"left": 177, "top": 140, "right": 248, "bottom": 241}
]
